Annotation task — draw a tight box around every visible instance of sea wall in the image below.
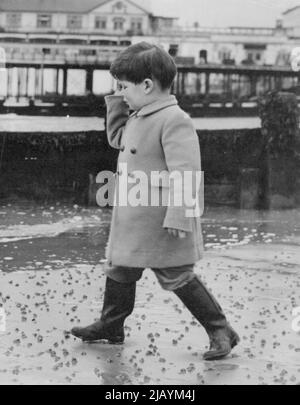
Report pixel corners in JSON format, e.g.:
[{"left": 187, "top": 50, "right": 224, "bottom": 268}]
[{"left": 0, "top": 127, "right": 283, "bottom": 208}]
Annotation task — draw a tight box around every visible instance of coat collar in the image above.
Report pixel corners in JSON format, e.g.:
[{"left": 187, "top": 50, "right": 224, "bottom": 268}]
[{"left": 131, "top": 95, "right": 178, "bottom": 118}]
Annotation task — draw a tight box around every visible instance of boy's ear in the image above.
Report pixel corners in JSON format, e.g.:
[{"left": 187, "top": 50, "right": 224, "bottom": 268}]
[{"left": 143, "top": 78, "right": 154, "bottom": 94}]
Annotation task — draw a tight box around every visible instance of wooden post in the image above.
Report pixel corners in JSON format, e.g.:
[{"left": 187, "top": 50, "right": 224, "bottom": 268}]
[
  {"left": 258, "top": 91, "right": 299, "bottom": 209},
  {"left": 250, "top": 74, "right": 257, "bottom": 96},
  {"left": 17, "top": 68, "right": 22, "bottom": 101},
  {"left": 176, "top": 71, "right": 180, "bottom": 94},
  {"left": 181, "top": 71, "right": 185, "bottom": 95},
  {"left": 55, "top": 68, "right": 59, "bottom": 95},
  {"left": 7, "top": 67, "right": 11, "bottom": 97},
  {"left": 205, "top": 73, "right": 210, "bottom": 96},
  {"left": 34, "top": 67, "right": 39, "bottom": 97},
  {"left": 237, "top": 74, "right": 241, "bottom": 98},
  {"left": 222, "top": 73, "right": 226, "bottom": 93},
  {"left": 62, "top": 67, "right": 68, "bottom": 96},
  {"left": 85, "top": 67, "right": 94, "bottom": 95},
  {"left": 40, "top": 64, "right": 44, "bottom": 96},
  {"left": 196, "top": 73, "right": 201, "bottom": 93},
  {"left": 25, "top": 67, "right": 29, "bottom": 98}
]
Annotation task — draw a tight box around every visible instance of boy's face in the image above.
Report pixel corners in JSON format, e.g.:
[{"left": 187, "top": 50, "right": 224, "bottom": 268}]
[{"left": 116, "top": 79, "right": 150, "bottom": 111}]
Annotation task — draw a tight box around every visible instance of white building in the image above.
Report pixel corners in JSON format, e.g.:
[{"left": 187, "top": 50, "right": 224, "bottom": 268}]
[
  {"left": 282, "top": 5, "right": 300, "bottom": 38},
  {"left": 0, "top": 0, "right": 299, "bottom": 67},
  {"left": 0, "top": 0, "right": 178, "bottom": 34},
  {"left": 0, "top": 0, "right": 178, "bottom": 63}
]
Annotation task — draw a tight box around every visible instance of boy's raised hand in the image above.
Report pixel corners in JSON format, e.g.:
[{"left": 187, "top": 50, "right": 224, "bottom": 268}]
[{"left": 167, "top": 228, "right": 187, "bottom": 239}]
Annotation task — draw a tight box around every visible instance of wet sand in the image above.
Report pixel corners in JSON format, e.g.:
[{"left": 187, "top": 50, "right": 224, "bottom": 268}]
[{"left": 0, "top": 204, "right": 299, "bottom": 385}]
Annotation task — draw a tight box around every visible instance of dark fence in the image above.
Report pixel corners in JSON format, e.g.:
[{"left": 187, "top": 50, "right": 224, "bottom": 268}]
[
  {"left": 0, "top": 131, "right": 117, "bottom": 204},
  {"left": 0, "top": 128, "right": 265, "bottom": 207},
  {"left": 2, "top": 62, "right": 300, "bottom": 117}
]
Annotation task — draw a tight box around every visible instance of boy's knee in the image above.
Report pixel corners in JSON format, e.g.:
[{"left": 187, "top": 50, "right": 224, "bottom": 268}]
[
  {"left": 105, "top": 265, "right": 144, "bottom": 284},
  {"left": 152, "top": 265, "right": 196, "bottom": 291}
]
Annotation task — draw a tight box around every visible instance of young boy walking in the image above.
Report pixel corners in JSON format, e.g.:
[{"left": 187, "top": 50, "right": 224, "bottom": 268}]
[{"left": 71, "top": 42, "right": 239, "bottom": 360}]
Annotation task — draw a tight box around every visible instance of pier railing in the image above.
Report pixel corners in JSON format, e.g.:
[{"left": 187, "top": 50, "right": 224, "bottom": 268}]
[{"left": 0, "top": 60, "right": 299, "bottom": 116}]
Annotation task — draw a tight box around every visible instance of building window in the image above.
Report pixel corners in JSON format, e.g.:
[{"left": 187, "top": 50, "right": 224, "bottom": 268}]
[
  {"left": 67, "top": 15, "right": 82, "bottom": 29},
  {"left": 79, "top": 49, "right": 96, "bottom": 56},
  {"left": 95, "top": 17, "right": 107, "bottom": 29},
  {"left": 0, "top": 37, "right": 25, "bottom": 43},
  {"left": 246, "top": 52, "right": 254, "bottom": 63},
  {"left": 120, "top": 40, "right": 131, "bottom": 46},
  {"left": 199, "top": 49, "right": 208, "bottom": 63},
  {"left": 113, "top": 18, "right": 125, "bottom": 30},
  {"left": 59, "top": 38, "right": 87, "bottom": 45},
  {"left": 243, "top": 44, "right": 265, "bottom": 64},
  {"left": 245, "top": 51, "right": 263, "bottom": 64},
  {"left": 6, "top": 13, "right": 22, "bottom": 28},
  {"left": 164, "top": 19, "right": 173, "bottom": 28},
  {"left": 29, "top": 37, "right": 56, "bottom": 44},
  {"left": 131, "top": 18, "right": 142, "bottom": 31},
  {"left": 37, "top": 14, "right": 52, "bottom": 28},
  {"left": 219, "top": 48, "right": 231, "bottom": 63}
]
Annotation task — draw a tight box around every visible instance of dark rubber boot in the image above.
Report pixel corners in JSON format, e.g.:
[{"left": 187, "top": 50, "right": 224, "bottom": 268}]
[
  {"left": 174, "top": 276, "right": 239, "bottom": 360},
  {"left": 203, "top": 325, "right": 240, "bottom": 361},
  {"left": 71, "top": 277, "right": 136, "bottom": 344}
]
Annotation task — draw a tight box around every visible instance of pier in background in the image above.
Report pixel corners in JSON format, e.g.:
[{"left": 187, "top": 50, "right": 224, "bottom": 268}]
[{"left": 1, "top": 60, "right": 300, "bottom": 116}]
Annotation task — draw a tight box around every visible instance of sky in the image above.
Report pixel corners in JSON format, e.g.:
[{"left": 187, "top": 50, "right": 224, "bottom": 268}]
[{"left": 140, "top": 0, "right": 300, "bottom": 27}]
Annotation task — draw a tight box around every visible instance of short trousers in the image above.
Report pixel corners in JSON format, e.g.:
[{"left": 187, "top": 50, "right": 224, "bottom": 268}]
[{"left": 104, "top": 263, "right": 196, "bottom": 291}]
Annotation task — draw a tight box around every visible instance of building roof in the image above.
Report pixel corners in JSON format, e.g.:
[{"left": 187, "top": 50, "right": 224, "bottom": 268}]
[
  {"left": 0, "top": 0, "right": 151, "bottom": 14},
  {"left": 283, "top": 5, "right": 300, "bottom": 15},
  {"left": 147, "top": 1, "right": 179, "bottom": 19}
]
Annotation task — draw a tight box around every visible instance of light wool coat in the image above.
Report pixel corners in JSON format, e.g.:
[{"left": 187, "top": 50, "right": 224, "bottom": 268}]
[{"left": 104, "top": 94, "right": 204, "bottom": 268}]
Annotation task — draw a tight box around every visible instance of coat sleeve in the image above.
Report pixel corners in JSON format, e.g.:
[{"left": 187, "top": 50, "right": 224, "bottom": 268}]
[
  {"left": 105, "top": 95, "right": 130, "bottom": 150},
  {"left": 161, "top": 112, "right": 202, "bottom": 232}
]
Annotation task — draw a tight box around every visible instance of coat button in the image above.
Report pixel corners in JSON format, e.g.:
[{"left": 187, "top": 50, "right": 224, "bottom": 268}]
[
  {"left": 120, "top": 145, "right": 125, "bottom": 152},
  {"left": 130, "top": 147, "right": 137, "bottom": 154}
]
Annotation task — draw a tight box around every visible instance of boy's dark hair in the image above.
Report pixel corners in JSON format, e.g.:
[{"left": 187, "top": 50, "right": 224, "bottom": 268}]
[{"left": 110, "top": 42, "right": 177, "bottom": 90}]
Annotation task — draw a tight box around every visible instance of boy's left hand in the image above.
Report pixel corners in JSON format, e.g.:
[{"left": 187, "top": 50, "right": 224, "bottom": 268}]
[{"left": 167, "top": 228, "right": 187, "bottom": 238}]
